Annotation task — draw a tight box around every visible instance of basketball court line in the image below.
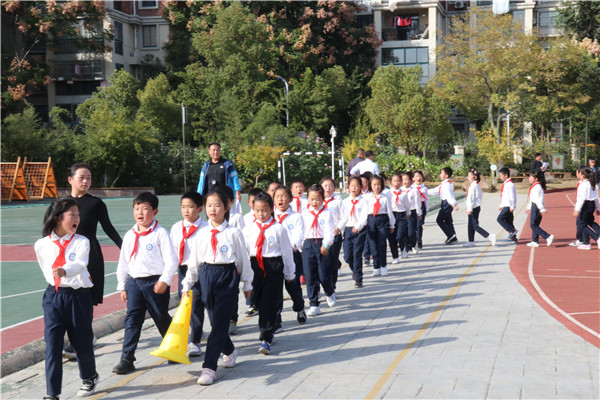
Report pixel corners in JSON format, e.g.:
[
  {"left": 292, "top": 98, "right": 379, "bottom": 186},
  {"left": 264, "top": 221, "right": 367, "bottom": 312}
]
[{"left": 0, "top": 272, "right": 118, "bottom": 300}]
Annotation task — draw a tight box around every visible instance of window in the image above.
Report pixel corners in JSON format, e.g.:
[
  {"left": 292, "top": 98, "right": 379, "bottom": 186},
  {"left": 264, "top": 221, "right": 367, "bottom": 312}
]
[
  {"left": 382, "top": 47, "right": 430, "bottom": 83},
  {"left": 382, "top": 12, "right": 423, "bottom": 41},
  {"left": 114, "top": 21, "right": 123, "bottom": 55},
  {"left": 55, "top": 81, "right": 102, "bottom": 96},
  {"left": 142, "top": 25, "right": 158, "bottom": 48},
  {"left": 139, "top": 0, "right": 157, "bottom": 8},
  {"left": 511, "top": 10, "right": 525, "bottom": 27},
  {"left": 538, "top": 11, "right": 560, "bottom": 37}
]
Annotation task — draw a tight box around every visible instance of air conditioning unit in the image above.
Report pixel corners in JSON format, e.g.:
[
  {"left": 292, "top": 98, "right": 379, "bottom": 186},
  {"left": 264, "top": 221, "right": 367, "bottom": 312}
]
[{"left": 455, "top": 1, "right": 465, "bottom": 9}]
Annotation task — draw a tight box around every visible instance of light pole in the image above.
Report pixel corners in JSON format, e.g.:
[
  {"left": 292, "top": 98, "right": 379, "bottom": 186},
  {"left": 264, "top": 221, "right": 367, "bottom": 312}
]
[
  {"left": 181, "top": 103, "right": 187, "bottom": 192},
  {"left": 277, "top": 76, "right": 289, "bottom": 127},
  {"left": 329, "top": 125, "right": 337, "bottom": 180}
]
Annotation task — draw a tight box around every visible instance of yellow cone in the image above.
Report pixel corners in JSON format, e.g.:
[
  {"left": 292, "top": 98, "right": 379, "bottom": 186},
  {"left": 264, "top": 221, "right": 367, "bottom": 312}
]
[{"left": 150, "top": 290, "right": 193, "bottom": 364}]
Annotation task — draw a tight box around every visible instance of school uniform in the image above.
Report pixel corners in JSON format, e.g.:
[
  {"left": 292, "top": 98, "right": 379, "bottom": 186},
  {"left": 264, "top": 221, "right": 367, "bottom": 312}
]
[
  {"left": 35, "top": 232, "right": 96, "bottom": 397},
  {"left": 244, "top": 210, "right": 256, "bottom": 228},
  {"left": 275, "top": 207, "right": 305, "bottom": 311},
  {"left": 291, "top": 195, "right": 308, "bottom": 214},
  {"left": 170, "top": 218, "right": 208, "bottom": 345},
  {"left": 466, "top": 181, "right": 491, "bottom": 242},
  {"left": 116, "top": 220, "right": 179, "bottom": 363},
  {"left": 412, "top": 183, "right": 429, "bottom": 246},
  {"left": 362, "top": 190, "right": 372, "bottom": 262},
  {"left": 301, "top": 205, "right": 335, "bottom": 306},
  {"left": 324, "top": 193, "right": 344, "bottom": 289},
  {"left": 366, "top": 192, "right": 396, "bottom": 270},
  {"left": 338, "top": 195, "right": 368, "bottom": 283},
  {"left": 402, "top": 185, "right": 422, "bottom": 250},
  {"left": 428, "top": 179, "right": 457, "bottom": 240},
  {"left": 182, "top": 221, "right": 252, "bottom": 372},
  {"left": 388, "top": 187, "right": 410, "bottom": 259},
  {"left": 575, "top": 180, "right": 600, "bottom": 244},
  {"left": 527, "top": 183, "right": 550, "bottom": 243},
  {"left": 227, "top": 210, "right": 245, "bottom": 323},
  {"left": 497, "top": 178, "right": 517, "bottom": 236},
  {"left": 244, "top": 217, "right": 295, "bottom": 344}
]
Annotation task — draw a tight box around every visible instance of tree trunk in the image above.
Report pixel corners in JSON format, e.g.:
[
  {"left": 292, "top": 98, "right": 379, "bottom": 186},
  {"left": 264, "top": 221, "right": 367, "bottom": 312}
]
[{"left": 110, "top": 165, "right": 122, "bottom": 187}]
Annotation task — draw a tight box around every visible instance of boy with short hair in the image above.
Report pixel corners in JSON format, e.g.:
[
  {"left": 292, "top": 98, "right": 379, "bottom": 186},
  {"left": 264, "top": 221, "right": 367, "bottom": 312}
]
[
  {"left": 497, "top": 168, "right": 518, "bottom": 242},
  {"left": 290, "top": 178, "right": 308, "bottom": 213},
  {"left": 170, "top": 192, "right": 208, "bottom": 357},
  {"left": 428, "top": 167, "right": 459, "bottom": 244},
  {"left": 113, "top": 192, "right": 179, "bottom": 374}
]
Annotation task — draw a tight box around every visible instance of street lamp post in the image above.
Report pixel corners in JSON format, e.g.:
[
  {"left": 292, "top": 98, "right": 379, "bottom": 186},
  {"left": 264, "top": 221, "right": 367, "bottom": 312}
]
[
  {"left": 277, "top": 76, "right": 289, "bottom": 127},
  {"left": 329, "top": 125, "right": 337, "bottom": 180}
]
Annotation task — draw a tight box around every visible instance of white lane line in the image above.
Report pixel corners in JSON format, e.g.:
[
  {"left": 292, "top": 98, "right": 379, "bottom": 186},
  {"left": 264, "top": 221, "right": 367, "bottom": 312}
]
[
  {"left": 528, "top": 247, "right": 600, "bottom": 339},
  {"left": 569, "top": 311, "right": 600, "bottom": 316},
  {"left": 0, "top": 272, "right": 117, "bottom": 300},
  {"left": 534, "top": 274, "right": 600, "bottom": 279},
  {"left": 565, "top": 194, "right": 575, "bottom": 206}
]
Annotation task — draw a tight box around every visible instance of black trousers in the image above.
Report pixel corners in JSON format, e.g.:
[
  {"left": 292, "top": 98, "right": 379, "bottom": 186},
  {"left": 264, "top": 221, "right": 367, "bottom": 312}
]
[
  {"left": 436, "top": 200, "right": 456, "bottom": 239},
  {"left": 343, "top": 227, "right": 367, "bottom": 282},
  {"left": 251, "top": 256, "right": 284, "bottom": 344},
  {"left": 178, "top": 264, "right": 205, "bottom": 344},
  {"left": 467, "top": 206, "right": 490, "bottom": 242}
]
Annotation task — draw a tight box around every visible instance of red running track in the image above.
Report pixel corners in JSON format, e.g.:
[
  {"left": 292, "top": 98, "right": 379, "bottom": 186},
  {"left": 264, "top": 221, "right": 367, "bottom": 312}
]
[
  {"left": 510, "top": 189, "right": 600, "bottom": 348},
  {"left": 1, "top": 245, "right": 178, "bottom": 354}
]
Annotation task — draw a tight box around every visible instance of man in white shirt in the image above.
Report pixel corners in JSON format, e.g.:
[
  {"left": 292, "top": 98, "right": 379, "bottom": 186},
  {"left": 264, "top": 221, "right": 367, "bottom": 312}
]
[{"left": 350, "top": 150, "right": 380, "bottom": 176}]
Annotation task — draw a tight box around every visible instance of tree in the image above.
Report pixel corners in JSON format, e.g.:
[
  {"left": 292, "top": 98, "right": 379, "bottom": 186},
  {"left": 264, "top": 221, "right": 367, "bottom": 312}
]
[
  {"left": 556, "top": 1, "right": 600, "bottom": 42},
  {"left": 365, "top": 65, "right": 452, "bottom": 155},
  {"left": 0, "top": 101, "right": 45, "bottom": 161},
  {"left": 434, "top": 8, "right": 539, "bottom": 145},
  {"left": 138, "top": 73, "right": 180, "bottom": 142},
  {"left": 236, "top": 143, "right": 284, "bottom": 187},
  {"left": 1, "top": 1, "right": 112, "bottom": 109}
]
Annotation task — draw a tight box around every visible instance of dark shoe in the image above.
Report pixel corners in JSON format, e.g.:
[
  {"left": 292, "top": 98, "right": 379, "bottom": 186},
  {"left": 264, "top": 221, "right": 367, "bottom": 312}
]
[
  {"left": 44, "top": 396, "right": 59, "bottom": 400},
  {"left": 297, "top": 310, "right": 307, "bottom": 324},
  {"left": 112, "top": 358, "right": 135, "bottom": 374},
  {"left": 77, "top": 373, "right": 99, "bottom": 397},
  {"left": 63, "top": 342, "right": 76, "bottom": 360},
  {"left": 445, "top": 235, "right": 458, "bottom": 245},
  {"left": 354, "top": 281, "right": 364, "bottom": 288},
  {"left": 417, "top": 241, "right": 423, "bottom": 249}
]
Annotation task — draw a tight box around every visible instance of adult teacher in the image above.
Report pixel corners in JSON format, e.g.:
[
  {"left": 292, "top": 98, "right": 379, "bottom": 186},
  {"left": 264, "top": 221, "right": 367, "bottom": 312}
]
[
  {"left": 346, "top": 149, "right": 365, "bottom": 178},
  {"left": 197, "top": 142, "right": 242, "bottom": 203},
  {"left": 350, "top": 150, "right": 380, "bottom": 176}
]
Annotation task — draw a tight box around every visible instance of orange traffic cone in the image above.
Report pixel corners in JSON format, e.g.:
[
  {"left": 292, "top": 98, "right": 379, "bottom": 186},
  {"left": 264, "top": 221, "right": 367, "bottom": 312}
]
[{"left": 150, "top": 290, "right": 193, "bottom": 364}]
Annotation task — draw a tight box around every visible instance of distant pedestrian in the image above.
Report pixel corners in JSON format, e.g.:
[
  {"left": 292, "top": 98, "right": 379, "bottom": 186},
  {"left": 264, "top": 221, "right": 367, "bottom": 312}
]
[
  {"left": 497, "top": 167, "right": 518, "bottom": 242},
  {"left": 412, "top": 171, "right": 429, "bottom": 249},
  {"left": 346, "top": 149, "right": 365, "bottom": 178},
  {"left": 526, "top": 170, "right": 554, "bottom": 247},
  {"left": 589, "top": 159, "right": 600, "bottom": 191},
  {"left": 366, "top": 175, "right": 395, "bottom": 277},
  {"left": 463, "top": 169, "right": 496, "bottom": 248},
  {"left": 428, "top": 167, "right": 459, "bottom": 244},
  {"left": 197, "top": 142, "right": 242, "bottom": 204},
  {"left": 573, "top": 166, "right": 600, "bottom": 250},
  {"left": 530, "top": 153, "right": 547, "bottom": 174},
  {"left": 350, "top": 150, "right": 380, "bottom": 176}
]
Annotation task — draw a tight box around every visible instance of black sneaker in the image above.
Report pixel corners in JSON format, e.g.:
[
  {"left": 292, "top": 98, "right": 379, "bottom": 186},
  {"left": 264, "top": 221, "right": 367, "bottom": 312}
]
[
  {"left": 43, "top": 396, "right": 59, "bottom": 400},
  {"left": 244, "top": 305, "right": 258, "bottom": 317},
  {"left": 445, "top": 235, "right": 458, "bottom": 245},
  {"left": 112, "top": 358, "right": 135, "bottom": 374},
  {"left": 417, "top": 241, "right": 423, "bottom": 249},
  {"left": 76, "top": 373, "right": 99, "bottom": 397},
  {"left": 63, "top": 342, "right": 76, "bottom": 360},
  {"left": 297, "top": 310, "right": 307, "bottom": 324},
  {"left": 354, "top": 281, "right": 363, "bottom": 288}
]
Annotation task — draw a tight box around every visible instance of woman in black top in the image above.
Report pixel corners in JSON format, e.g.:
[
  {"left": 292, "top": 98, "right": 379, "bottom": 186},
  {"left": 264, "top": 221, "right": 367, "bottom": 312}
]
[{"left": 67, "top": 163, "right": 122, "bottom": 305}]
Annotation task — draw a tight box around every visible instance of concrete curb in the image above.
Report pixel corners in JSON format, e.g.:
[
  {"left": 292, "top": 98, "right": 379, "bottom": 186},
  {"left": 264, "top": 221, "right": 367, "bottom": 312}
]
[{"left": 0, "top": 292, "right": 180, "bottom": 377}]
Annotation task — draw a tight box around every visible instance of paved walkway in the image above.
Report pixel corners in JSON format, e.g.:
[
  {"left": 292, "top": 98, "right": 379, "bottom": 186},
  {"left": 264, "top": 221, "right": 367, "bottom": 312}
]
[{"left": 2, "top": 193, "right": 598, "bottom": 399}]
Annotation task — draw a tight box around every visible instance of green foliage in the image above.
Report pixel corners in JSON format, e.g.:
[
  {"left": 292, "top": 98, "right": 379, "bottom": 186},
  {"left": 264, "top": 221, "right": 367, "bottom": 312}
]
[
  {"left": 556, "top": 1, "right": 600, "bottom": 42},
  {"left": 0, "top": 101, "right": 45, "bottom": 161},
  {"left": 236, "top": 143, "right": 285, "bottom": 187},
  {"left": 283, "top": 133, "right": 336, "bottom": 187},
  {"left": 78, "top": 70, "right": 141, "bottom": 122},
  {"left": 138, "top": 73, "right": 180, "bottom": 142}
]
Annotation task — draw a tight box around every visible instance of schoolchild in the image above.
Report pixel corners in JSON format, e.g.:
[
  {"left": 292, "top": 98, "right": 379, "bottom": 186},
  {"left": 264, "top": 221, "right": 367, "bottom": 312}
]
[
  {"left": 182, "top": 189, "right": 253, "bottom": 385},
  {"left": 360, "top": 172, "right": 373, "bottom": 266},
  {"left": 290, "top": 178, "right": 308, "bottom": 213},
  {"left": 412, "top": 170, "right": 429, "bottom": 249},
  {"left": 243, "top": 188, "right": 264, "bottom": 236},
  {"left": 35, "top": 198, "right": 99, "bottom": 399},
  {"left": 497, "top": 167, "right": 518, "bottom": 242},
  {"left": 388, "top": 172, "right": 410, "bottom": 264},
  {"left": 267, "top": 181, "right": 280, "bottom": 199},
  {"left": 63, "top": 163, "right": 122, "bottom": 358},
  {"left": 367, "top": 175, "right": 395, "bottom": 277},
  {"left": 243, "top": 192, "right": 295, "bottom": 355},
  {"left": 170, "top": 192, "right": 208, "bottom": 357},
  {"left": 273, "top": 185, "right": 307, "bottom": 323},
  {"left": 302, "top": 184, "right": 336, "bottom": 316},
  {"left": 428, "top": 167, "right": 459, "bottom": 244},
  {"left": 338, "top": 177, "right": 369, "bottom": 287},
  {"left": 320, "top": 177, "right": 344, "bottom": 288},
  {"left": 569, "top": 169, "right": 585, "bottom": 247},
  {"left": 401, "top": 172, "right": 422, "bottom": 255},
  {"left": 360, "top": 172, "right": 373, "bottom": 195},
  {"left": 573, "top": 166, "right": 600, "bottom": 250},
  {"left": 112, "top": 192, "right": 179, "bottom": 375},
  {"left": 463, "top": 169, "right": 496, "bottom": 247},
  {"left": 526, "top": 170, "right": 554, "bottom": 247}
]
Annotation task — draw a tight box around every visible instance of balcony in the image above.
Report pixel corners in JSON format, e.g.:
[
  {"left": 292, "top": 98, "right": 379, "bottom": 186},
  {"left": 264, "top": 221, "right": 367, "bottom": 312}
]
[
  {"left": 53, "top": 62, "right": 104, "bottom": 81},
  {"left": 382, "top": 26, "right": 429, "bottom": 41},
  {"left": 52, "top": 37, "right": 105, "bottom": 54}
]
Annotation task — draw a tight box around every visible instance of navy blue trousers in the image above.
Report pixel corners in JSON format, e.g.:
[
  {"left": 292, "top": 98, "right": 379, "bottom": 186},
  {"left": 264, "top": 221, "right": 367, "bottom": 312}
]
[
  {"left": 497, "top": 207, "right": 516, "bottom": 234},
  {"left": 581, "top": 200, "right": 600, "bottom": 244},
  {"left": 436, "top": 200, "right": 456, "bottom": 239},
  {"left": 200, "top": 263, "right": 239, "bottom": 371},
  {"left": 368, "top": 214, "right": 390, "bottom": 269},
  {"left": 122, "top": 276, "right": 171, "bottom": 361},
  {"left": 302, "top": 239, "right": 334, "bottom": 307},
  {"left": 530, "top": 204, "right": 550, "bottom": 243},
  {"left": 251, "top": 257, "right": 284, "bottom": 344},
  {"left": 467, "top": 206, "right": 490, "bottom": 242},
  {"left": 329, "top": 234, "right": 343, "bottom": 290},
  {"left": 178, "top": 265, "right": 205, "bottom": 344},
  {"left": 43, "top": 286, "right": 96, "bottom": 396},
  {"left": 388, "top": 211, "right": 406, "bottom": 258},
  {"left": 418, "top": 203, "right": 427, "bottom": 245},
  {"left": 407, "top": 210, "right": 419, "bottom": 250},
  {"left": 343, "top": 227, "right": 366, "bottom": 283}
]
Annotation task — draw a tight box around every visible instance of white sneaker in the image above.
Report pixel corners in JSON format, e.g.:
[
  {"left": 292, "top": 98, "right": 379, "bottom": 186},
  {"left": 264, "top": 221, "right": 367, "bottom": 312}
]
[
  {"left": 326, "top": 293, "right": 336, "bottom": 307},
  {"left": 222, "top": 348, "right": 238, "bottom": 368},
  {"left": 197, "top": 368, "right": 216, "bottom": 385},
  {"left": 401, "top": 250, "right": 408, "bottom": 259},
  {"left": 392, "top": 258, "right": 400, "bottom": 264},
  {"left": 380, "top": 267, "right": 389, "bottom": 277},
  {"left": 306, "top": 306, "right": 321, "bottom": 316},
  {"left": 546, "top": 234, "right": 554, "bottom": 247},
  {"left": 187, "top": 342, "right": 202, "bottom": 357},
  {"left": 489, "top": 234, "right": 496, "bottom": 247},
  {"left": 372, "top": 268, "right": 381, "bottom": 277},
  {"left": 411, "top": 247, "right": 418, "bottom": 255},
  {"left": 569, "top": 240, "right": 582, "bottom": 247},
  {"left": 527, "top": 242, "right": 539, "bottom": 247},
  {"left": 337, "top": 268, "right": 343, "bottom": 276},
  {"left": 462, "top": 242, "right": 475, "bottom": 248}
]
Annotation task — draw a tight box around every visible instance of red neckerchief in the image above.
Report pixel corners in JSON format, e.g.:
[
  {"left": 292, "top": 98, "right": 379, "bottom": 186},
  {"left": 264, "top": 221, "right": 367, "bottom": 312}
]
[
  {"left": 373, "top": 194, "right": 381, "bottom": 215},
  {"left": 179, "top": 221, "right": 198, "bottom": 265},
  {"left": 129, "top": 220, "right": 156, "bottom": 262},
  {"left": 323, "top": 196, "right": 334, "bottom": 208},
  {"left": 350, "top": 198, "right": 359, "bottom": 218},
  {"left": 501, "top": 179, "right": 512, "bottom": 199},
  {"left": 255, "top": 219, "right": 276, "bottom": 277},
  {"left": 276, "top": 213, "right": 288, "bottom": 224},
  {"left": 308, "top": 206, "right": 325, "bottom": 243},
  {"left": 415, "top": 185, "right": 427, "bottom": 201},
  {"left": 392, "top": 190, "right": 401, "bottom": 207},
  {"left": 51, "top": 234, "right": 75, "bottom": 291},
  {"left": 293, "top": 196, "right": 301, "bottom": 212},
  {"left": 528, "top": 182, "right": 540, "bottom": 198}
]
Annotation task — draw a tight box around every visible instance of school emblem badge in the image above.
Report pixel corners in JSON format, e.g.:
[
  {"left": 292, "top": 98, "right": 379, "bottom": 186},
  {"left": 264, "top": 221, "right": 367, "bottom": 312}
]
[
  {"left": 220, "top": 245, "right": 228, "bottom": 252},
  {"left": 268, "top": 236, "right": 275, "bottom": 243},
  {"left": 68, "top": 253, "right": 76, "bottom": 261},
  {"left": 146, "top": 244, "right": 153, "bottom": 250},
  {"left": 288, "top": 224, "right": 294, "bottom": 230},
  {"left": 319, "top": 219, "right": 325, "bottom": 225}
]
